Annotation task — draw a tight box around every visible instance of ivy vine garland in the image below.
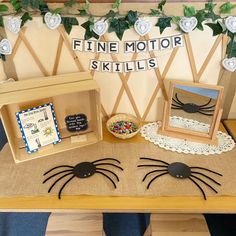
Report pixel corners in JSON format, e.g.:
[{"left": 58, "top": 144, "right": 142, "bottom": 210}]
[{"left": 0, "top": 0, "right": 235, "bottom": 71}]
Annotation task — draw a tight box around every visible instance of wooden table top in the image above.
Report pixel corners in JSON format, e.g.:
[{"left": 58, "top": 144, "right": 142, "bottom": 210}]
[{"left": 0, "top": 122, "right": 236, "bottom": 213}]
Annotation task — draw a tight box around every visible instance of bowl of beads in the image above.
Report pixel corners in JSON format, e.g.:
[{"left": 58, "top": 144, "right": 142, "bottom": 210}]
[{"left": 106, "top": 114, "right": 140, "bottom": 139}]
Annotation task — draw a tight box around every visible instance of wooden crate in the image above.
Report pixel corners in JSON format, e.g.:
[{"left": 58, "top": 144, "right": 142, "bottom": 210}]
[{"left": 0, "top": 72, "right": 102, "bottom": 163}]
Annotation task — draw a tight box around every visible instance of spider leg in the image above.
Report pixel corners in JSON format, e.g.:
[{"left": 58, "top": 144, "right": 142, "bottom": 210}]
[
  {"left": 96, "top": 168, "right": 120, "bottom": 182},
  {"left": 147, "top": 172, "right": 168, "bottom": 189},
  {"left": 92, "top": 158, "right": 121, "bottom": 164},
  {"left": 191, "top": 171, "right": 221, "bottom": 186},
  {"left": 58, "top": 175, "right": 76, "bottom": 200},
  {"left": 199, "top": 98, "right": 212, "bottom": 108},
  {"left": 138, "top": 164, "right": 168, "bottom": 168},
  {"left": 190, "top": 175, "right": 218, "bottom": 193},
  {"left": 190, "top": 167, "right": 222, "bottom": 176},
  {"left": 171, "top": 104, "right": 182, "bottom": 108},
  {"left": 95, "top": 171, "right": 117, "bottom": 188},
  {"left": 171, "top": 107, "right": 182, "bottom": 110},
  {"left": 47, "top": 172, "right": 73, "bottom": 193},
  {"left": 43, "top": 170, "right": 73, "bottom": 184},
  {"left": 95, "top": 163, "right": 123, "bottom": 171},
  {"left": 140, "top": 157, "right": 169, "bottom": 166},
  {"left": 199, "top": 104, "right": 216, "bottom": 110},
  {"left": 44, "top": 165, "right": 73, "bottom": 176},
  {"left": 172, "top": 97, "right": 182, "bottom": 106},
  {"left": 199, "top": 108, "right": 215, "bottom": 112},
  {"left": 197, "top": 111, "right": 214, "bottom": 116},
  {"left": 189, "top": 176, "right": 206, "bottom": 200},
  {"left": 142, "top": 169, "right": 168, "bottom": 182},
  {"left": 175, "top": 93, "right": 184, "bottom": 105}
]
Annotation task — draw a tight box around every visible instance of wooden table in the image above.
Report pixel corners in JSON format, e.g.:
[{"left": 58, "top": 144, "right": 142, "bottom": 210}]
[{"left": 0, "top": 123, "right": 236, "bottom": 213}]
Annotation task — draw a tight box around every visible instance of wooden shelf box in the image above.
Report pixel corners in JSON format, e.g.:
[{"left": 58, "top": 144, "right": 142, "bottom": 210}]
[{"left": 0, "top": 72, "right": 102, "bottom": 163}]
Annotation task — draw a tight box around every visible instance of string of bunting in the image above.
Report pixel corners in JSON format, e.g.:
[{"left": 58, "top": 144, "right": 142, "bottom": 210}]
[
  {"left": 0, "top": 0, "right": 235, "bottom": 71},
  {"left": 72, "top": 34, "right": 183, "bottom": 72}
]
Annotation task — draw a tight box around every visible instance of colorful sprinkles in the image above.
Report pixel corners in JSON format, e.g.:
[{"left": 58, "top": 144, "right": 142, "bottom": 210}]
[{"left": 109, "top": 120, "right": 138, "bottom": 135}]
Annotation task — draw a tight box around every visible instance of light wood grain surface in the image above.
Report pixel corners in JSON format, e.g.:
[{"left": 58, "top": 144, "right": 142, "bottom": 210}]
[
  {"left": 46, "top": 213, "right": 103, "bottom": 236},
  {"left": 150, "top": 214, "right": 210, "bottom": 236}
]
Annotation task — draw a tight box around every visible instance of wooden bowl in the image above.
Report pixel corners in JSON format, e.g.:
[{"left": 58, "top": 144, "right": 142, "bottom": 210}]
[{"left": 106, "top": 114, "right": 141, "bottom": 139}]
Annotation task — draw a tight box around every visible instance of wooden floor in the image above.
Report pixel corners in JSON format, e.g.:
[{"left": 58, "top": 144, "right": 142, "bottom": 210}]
[
  {"left": 45, "top": 213, "right": 104, "bottom": 236},
  {"left": 45, "top": 213, "right": 211, "bottom": 236},
  {"left": 148, "top": 214, "right": 210, "bottom": 236}
]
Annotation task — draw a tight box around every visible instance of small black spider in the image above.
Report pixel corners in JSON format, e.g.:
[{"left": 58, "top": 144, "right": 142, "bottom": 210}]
[
  {"left": 43, "top": 158, "right": 123, "bottom": 199},
  {"left": 138, "top": 157, "right": 222, "bottom": 200},
  {"left": 171, "top": 93, "right": 216, "bottom": 116}
]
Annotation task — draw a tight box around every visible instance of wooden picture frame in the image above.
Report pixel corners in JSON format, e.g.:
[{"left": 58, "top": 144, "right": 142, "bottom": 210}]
[
  {"left": 159, "top": 80, "right": 224, "bottom": 145},
  {"left": 0, "top": 72, "right": 102, "bottom": 163}
]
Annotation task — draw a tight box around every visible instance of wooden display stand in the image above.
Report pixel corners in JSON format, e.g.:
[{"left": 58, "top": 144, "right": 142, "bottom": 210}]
[
  {"left": 0, "top": 72, "right": 102, "bottom": 163},
  {"left": 160, "top": 80, "right": 224, "bottom": 145}
]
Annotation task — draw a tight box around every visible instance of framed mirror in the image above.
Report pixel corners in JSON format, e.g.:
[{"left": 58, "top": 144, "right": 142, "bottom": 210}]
[{"left": 159, "top": 81, "right": 224, "bottom": 145}]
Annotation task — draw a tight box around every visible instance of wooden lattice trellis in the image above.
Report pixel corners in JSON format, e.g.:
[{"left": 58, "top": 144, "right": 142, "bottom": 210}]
[{"left": 7, "top": 25, "right": 228, "bottom": 121}]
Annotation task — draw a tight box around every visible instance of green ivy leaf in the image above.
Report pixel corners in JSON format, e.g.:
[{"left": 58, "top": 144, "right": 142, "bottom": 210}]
[
  {"left": 220, "top": 2, "right": 236, "bottom": 14},
  {"left": 205, "top": 22, "right": 224, "bottom": 36},
  {"left": 156, "top": 17, "right": 172, "bottom": 34},
  {"left": 64, "top": 0, "right": 76, "bottom": 7},
  {"left": 61, "top": 17, "right": 79, "bottom": 35},
  {"left": 81, "top": 18, "right": 99, "bottom": 40},
  {"left": 105, "top": 10, "right": 116, "bottom": 19},
  {"left": 10, "top": 0, "right": 22, "bottom": 13},
  {"left": 21, "top": 0, "right": 44, "bottom": 9},
  {"left": 171, "top": 16, "right": 181, "bottom": 24},
  {"left": 20, "top": 12, "right": 32, "bottom": 27},
  {"left": 108, "top": 17, "right": 129, "bottom": 40},
  {"left": 205, "top": 11, "right": 220, "bottom": 22},
  {"left": 51, "top": 8, "right": 62, "bottom": 15},
  {"left": 158, "top": 0, "right": 166, "bottom": 11},
  {"left": 112, "top": 0, "right": 121, "bottom": 10},
  {"left": 205, "top": 1, "right": 217, "bottom": 12},
  {"left": 183, "top": 5, "right": 196, "bottom": 17},
  {"left": 126, "top": 10, "right": 138, "bottom": 26},
  {"left": 149, "top": 9, "right": 161, "bottom": 16},
  {"left": 83, "top": 0, "right": 90, "bottom": 10},
  {"left": 0, "top": 16, "right": 4, "bottom": 27},
  {"left": 78, "top": 9, "right": 88, "bottom": 16},
  {"left": 0, "top": 4, "right": 8, "bottom": 12},
  {"left": 227, "top": 31, "right": 235, "bottom": 40},
  {"left": 195, "top": 10, "right": 206, "bottom": 31},
  {"left": 39, "top": 3, "right": 49, "bottom": 15},
  {"left": 226, "top": 39, "right": 236, "bottom": 58}
]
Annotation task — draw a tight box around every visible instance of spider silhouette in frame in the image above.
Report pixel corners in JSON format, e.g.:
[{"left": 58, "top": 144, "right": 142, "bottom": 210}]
[
  {"left": 43, "top": 158, "right": 123, "bottom": 199},
  {"left": 138, "top": 157, "right": 222, "bottom": 200},
  {"left": 171, "top": 93, "right": 216, "bottom": 116}
]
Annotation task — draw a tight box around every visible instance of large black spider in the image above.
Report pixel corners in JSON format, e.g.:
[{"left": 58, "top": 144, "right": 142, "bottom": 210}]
[
  {"left": 137, "top": 157, "right": 222, "bottom": 200},
  {"left": 43, "top": 158, "right": 123, "bottom": 199},
  {"left": 171, "top": 93, "right": 216, "bottom": 116}
]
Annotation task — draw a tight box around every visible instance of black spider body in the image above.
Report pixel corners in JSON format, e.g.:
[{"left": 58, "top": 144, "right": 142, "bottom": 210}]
[
  {"left": 181, "top": 103, "right": 200, "bottom": 113},
  {"left": 138, "top": 157, "right": 222, "bottom": 200},
  {"left": 73, "top": 162, "right": 96, "bottom": 178},
  {"left": 168, "top": 162, "right": 191, "bottom": 179},
  {"left": 43, "top": 158, "right": 123, "bottom": 199},
  {"left": 171, "top": 93, "right": 216, "bottom": 116}
]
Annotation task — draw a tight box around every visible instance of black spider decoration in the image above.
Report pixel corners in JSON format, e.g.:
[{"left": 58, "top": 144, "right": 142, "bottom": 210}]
[
  {"left": 171, "top": 93, "right": 216, "bottom": 116},
  {"left": 137, "top": 157, "right": 222, "bottom": 200},
  {"left": 43, "top": 158, "right": 123, "bottom": 199}
]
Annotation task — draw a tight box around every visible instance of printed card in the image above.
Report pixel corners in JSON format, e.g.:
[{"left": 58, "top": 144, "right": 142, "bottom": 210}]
[{"left": 16, "top": 103, "right": 61, "bottom": 154}]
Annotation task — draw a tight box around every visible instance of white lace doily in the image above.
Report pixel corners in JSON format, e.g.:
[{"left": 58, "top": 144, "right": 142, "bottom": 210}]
[{"left": 141, "top": 117, "right": 235, "bottom": 155}]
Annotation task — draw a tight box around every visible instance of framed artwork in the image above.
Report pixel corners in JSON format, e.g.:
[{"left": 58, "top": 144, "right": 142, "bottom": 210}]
[{"left": 16, "top": 103, "right": 61, "bottom": 153}]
